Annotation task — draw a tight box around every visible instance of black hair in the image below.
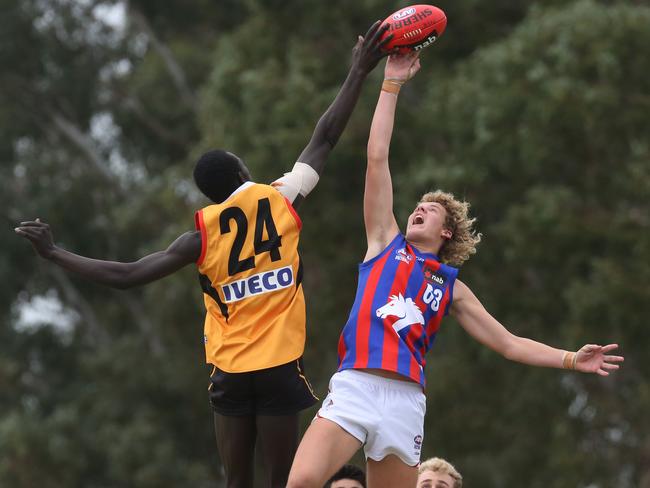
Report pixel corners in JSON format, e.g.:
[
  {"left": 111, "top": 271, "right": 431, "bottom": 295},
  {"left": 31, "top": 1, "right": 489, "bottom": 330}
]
[
  {"left": 325, "top": 464, "right": 366, "bottom": 488},
  {"left": 193, "top": 149, "right": 247, "bottom": 203}
]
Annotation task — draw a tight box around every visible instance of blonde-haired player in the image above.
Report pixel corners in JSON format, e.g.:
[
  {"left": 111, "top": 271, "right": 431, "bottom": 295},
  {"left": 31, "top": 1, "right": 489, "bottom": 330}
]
[{"left": 287, "top": 51, "right": 624, "bottom": 488}]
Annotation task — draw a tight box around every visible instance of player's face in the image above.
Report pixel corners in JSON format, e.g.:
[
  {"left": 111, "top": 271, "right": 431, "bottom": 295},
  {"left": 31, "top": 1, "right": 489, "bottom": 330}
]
[
  {"left": 405, "top": 201, "right": 451, "bottom": 244},
  {"left": 417, "top": 470, "right": 455, "bottom": 488},
  {"left": 330, "top": 480, "right": 364, "bottom": 488}
]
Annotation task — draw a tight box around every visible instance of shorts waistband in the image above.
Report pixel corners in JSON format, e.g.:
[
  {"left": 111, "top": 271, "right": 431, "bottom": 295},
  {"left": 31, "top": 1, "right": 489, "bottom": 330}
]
[{"left": 335, "top": 368, "right": 423, "bottom": 393}]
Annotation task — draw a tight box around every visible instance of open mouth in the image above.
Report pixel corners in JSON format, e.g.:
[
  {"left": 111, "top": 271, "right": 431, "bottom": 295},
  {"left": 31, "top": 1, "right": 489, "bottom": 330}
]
[{"left": 413, "top": 215, "right": 424, "bottom": 225}]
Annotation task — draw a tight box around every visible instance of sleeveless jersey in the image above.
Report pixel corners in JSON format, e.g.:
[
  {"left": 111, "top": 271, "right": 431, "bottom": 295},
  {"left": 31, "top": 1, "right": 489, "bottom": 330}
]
[
  {"left": 337, "top": 234, "right": 458, "bottom": 386},
  {"left": 195, "top": 182, "right": 305, "bottom": 372}
]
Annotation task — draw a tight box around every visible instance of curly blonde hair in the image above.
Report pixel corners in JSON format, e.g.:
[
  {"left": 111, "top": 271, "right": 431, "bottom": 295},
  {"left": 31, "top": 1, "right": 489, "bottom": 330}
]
[
  {"left": 418, "top": 457, "right": 463, "bottom": 488},
  {"left": 420, "top": 190, "right": 481, "bottom": 267}
]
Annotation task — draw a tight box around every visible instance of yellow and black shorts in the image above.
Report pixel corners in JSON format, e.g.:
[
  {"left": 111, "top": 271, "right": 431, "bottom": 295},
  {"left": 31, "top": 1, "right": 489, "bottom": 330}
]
[{"left": 208, "top": 357, "right": 318, "bottom": 416}]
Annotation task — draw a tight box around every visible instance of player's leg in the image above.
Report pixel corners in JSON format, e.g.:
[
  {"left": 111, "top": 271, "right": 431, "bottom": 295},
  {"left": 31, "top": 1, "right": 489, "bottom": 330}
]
[
  {"left": 213, "top": 412, "right": 256, "bottom": 488},
  {"left": 253, "top": 358, "right": 320, "bottom": 487},
  {"left": 255, "top": 413, "right": 300, "bottom": 488},
  {"left": 361, "top": 372, "right": 425, "bottom": 488},
  {"left": 209, "top": 365, "right": 257, "bottom": 487},
  {"left": 287, "top": 370, "right": 379, "bottom": 487},
  {"left": 286, "top": 416, "right": 362, "bottom": 488},
  {"left": 366, "top": 454, "right": 418, "bottom": 488}
]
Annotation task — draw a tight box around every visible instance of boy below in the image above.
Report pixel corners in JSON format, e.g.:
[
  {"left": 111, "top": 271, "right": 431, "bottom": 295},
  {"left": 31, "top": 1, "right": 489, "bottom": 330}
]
[{"left": 417, "top": 457, "right": 462, "bottom": 488}]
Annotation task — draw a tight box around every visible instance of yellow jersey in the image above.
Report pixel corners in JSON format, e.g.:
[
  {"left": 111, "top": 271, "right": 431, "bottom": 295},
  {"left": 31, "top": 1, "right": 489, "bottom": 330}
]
[{"left": 195, "top": 182, "right": 306, "bottom": 372}]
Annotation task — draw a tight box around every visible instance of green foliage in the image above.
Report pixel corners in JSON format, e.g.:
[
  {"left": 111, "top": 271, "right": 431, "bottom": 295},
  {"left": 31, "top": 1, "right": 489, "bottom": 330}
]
[{"left": 1, "top": 0, "right": 648, "bottom": 486}]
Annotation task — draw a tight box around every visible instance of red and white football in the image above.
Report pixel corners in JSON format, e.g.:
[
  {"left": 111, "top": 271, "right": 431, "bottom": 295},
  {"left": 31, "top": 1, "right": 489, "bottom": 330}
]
[{"left": 380, "top": 4, "right": 447, "bottom": 54}]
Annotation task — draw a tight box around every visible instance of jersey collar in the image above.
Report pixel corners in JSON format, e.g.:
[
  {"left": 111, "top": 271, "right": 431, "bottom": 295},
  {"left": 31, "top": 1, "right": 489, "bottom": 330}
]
[
  {"left": 406, "top": 241, "right": 441, "bottom": 262},
  {"left": 225, "top": 181, "right": 254, "bottom": 201}
]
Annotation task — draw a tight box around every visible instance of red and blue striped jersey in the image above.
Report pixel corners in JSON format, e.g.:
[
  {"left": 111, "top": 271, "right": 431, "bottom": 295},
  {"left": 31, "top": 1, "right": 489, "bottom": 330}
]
[{"left": 337, "top": 234, "right": 458, "bottom": 387}]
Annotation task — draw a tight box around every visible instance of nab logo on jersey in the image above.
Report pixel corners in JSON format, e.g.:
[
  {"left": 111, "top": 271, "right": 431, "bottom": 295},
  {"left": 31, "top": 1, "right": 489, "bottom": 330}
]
[
  {"left": 423, "top": 266, "right": 445, "bottom": 286},
  {"left": 221, "top": 266, "right": 294, "bottom": 303},
  {"left": 376, "top": 293, "right": 424, "bottom": 333}
]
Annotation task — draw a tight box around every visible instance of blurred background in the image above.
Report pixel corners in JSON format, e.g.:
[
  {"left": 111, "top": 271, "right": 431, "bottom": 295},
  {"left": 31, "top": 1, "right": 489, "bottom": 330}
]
[{"left": 1, "top": 0, "right": 649, "bottom": 486}]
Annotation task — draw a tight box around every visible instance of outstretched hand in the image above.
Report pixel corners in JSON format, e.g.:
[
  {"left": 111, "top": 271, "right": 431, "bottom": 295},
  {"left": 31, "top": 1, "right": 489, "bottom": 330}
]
[
  {"left": 385, "top": 51, "right": 421, "bottom": 82},
  {"left": 350, "top": 20, "right": 394, "bottom": 75},
  {"left": 15, "top": 219, "right": 56, "bottom": 259},
  {"left": 575, "top": 343, "right": 624, "bottom": 376}
]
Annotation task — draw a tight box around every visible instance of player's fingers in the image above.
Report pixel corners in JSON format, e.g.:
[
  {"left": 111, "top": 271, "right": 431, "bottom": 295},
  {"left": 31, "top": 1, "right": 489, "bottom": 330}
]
[
  {"left": 386, "top": 53, "right": 400, "bottom": 65},
  {"left": 604, "top": 355, "right": 624, "bottom": 362},
  {"left": 21, "top": 226, "right": 46, "bottom": 238},
  {"left": 363, "top": 19, "right": 383, "bottom": 44},
  {"left": 407, "top": 62, "right": 420, "bottom": 80},
  {"left": 19, "top": 221, "right": 47, "bottom": 227},
  {"left": 368, "top": 21, "right": 389, "bottom": 47},
  {"left": 601, "top": 363, "right": 619, "bottom": 370},
  {"left": 15, "top": 227, "right": 39, "bottom": 241},
  {"left": 406, "top": 50, "right": 420, "bottom": 62},
  {"left": 15, "top": 225, "right": 40, "bottom": 234},
  {"left": 377, "top": 33, "right": 394, "bottom": 51},
  {"left": 372, "top": 21, "right": 390, "bottom": 39},
  {"left": 580, "top": 344, "right": 600, "bottom": 354},
  {"left": 596, "top": 368, "right": 609, "bottom": 377},
  {"left": 601, "top": 343, "right": 619, "bottom": 353}
]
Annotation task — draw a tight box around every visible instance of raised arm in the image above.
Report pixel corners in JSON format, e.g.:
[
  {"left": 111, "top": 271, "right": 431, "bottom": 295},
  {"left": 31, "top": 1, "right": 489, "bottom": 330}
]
[
  {"left": 273, "top": 21, "right": 392, "bottom": 208},
  {"left": 15, "top": 219, "right": 200, "bottom": 289},
  {"left": 364, "top": 52, "right": 420, "bottom": 261},
  {"left": 451, "top": 279, "right": 624, "bottom": 376}
]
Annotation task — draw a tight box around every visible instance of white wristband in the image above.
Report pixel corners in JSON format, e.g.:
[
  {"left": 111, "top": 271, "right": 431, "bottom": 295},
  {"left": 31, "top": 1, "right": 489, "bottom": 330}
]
[{"left": 271, "top": 162, "right": 320, "bottom": 201}]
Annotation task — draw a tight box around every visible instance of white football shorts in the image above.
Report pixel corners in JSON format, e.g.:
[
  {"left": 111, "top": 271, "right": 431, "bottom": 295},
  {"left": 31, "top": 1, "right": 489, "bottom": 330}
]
[{"left": 316, "top": 369, "right": 426, "bottom": 466}]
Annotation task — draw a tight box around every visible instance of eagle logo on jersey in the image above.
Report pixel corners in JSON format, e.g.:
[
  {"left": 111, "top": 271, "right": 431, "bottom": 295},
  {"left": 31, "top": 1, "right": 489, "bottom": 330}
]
[{"left": 376, "top": 294, "right": 425, "bottom": 333}]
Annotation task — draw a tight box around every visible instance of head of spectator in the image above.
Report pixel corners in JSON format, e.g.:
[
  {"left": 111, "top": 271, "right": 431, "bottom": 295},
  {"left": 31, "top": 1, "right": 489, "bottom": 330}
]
[
  {"left": 325, "top": 464, "right": 366, "bottom": 488},
  {"left": 417, "top": 457, "right": 462, "bottom": 488}
]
